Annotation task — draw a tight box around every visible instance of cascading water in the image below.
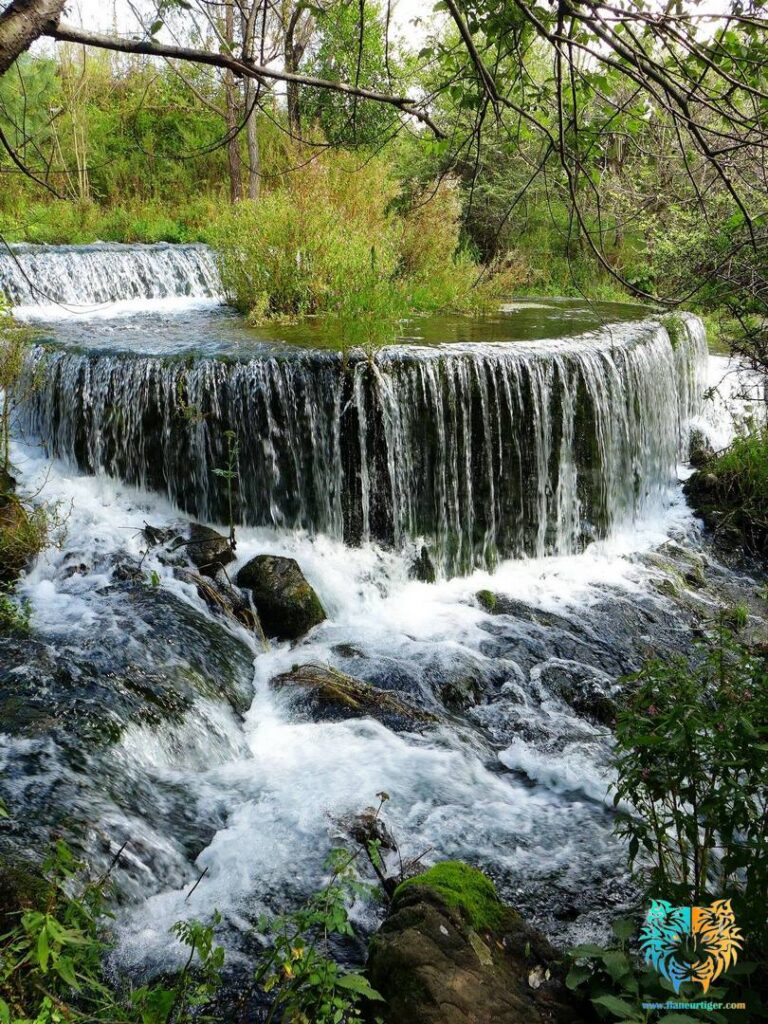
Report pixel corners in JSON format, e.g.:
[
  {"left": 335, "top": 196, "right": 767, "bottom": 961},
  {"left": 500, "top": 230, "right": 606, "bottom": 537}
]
[
  {"left": 0, "top": 242, "right": 221, "bottom": 317},
  {"left": 18, "top": 317, "right": 707, "bottom": 575},
  {"left": 3, "top": 242, "right": 735, "bottom": 977}
]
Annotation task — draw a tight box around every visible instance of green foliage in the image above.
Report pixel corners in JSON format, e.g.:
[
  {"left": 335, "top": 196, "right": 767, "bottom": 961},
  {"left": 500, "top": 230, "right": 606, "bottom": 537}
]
[
  {"left": 255, "top": 847, "right": 383, "bottom": 1024},
  {"left": 687, "top": 428, "right": 768, "bottom": 557},
  {"left": 394, "top": 860, "right": 502, "bottom": 932},
  {"left": 613, "top": 624, "right": 768, "bottom": 954},
  {"left": 302, "top": 0, "right": 400, "bottom": 147},
  {"left": 214, "top": 152, "right": 492, "bottom": 333},
  {"left": 566, "top": 917, "right": 749, "bottom": 1023},
  {"left": 0, "top": 840, "right": 226, "bottom": 1024},
  {"left": 0, "top": 592, "right": 29, "bottom": 634}
]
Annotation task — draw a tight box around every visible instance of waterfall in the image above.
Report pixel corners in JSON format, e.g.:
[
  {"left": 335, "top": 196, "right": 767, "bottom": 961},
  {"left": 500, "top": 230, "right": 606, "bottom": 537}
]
[
  {"left": 0, "top": 242, "right": 222, "bottom": 311},
  {"left": 16, "top": 315, "right": 708, "bottom": 576}
]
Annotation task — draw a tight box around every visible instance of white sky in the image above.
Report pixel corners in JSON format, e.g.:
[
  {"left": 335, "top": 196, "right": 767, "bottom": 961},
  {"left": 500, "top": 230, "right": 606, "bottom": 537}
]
[{"left": 61, "top": 0, "right": 431, "bottom": 42}]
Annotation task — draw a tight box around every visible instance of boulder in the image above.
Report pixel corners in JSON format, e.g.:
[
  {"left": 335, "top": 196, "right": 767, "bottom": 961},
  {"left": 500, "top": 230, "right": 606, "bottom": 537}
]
[
  {"left": 271, "top": 663, "right": 438, "bottom": 729},
  {"left": 185, "top": 524, "right": 235, "bottom": 578},
  {"left": 367, "top": 862, "right": 585, "bottom": 1024},
  {"left": 236, "top": 555, "right": 325, "bottom": 640},
  {"left": 439, "top": 675, "right": 482, "bottom": 712}
]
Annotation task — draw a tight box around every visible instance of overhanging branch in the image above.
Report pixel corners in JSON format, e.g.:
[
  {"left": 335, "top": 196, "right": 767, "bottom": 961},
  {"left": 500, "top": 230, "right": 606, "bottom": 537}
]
[{"left": 44, "top": 21, "right": 445, "bottom": 138}]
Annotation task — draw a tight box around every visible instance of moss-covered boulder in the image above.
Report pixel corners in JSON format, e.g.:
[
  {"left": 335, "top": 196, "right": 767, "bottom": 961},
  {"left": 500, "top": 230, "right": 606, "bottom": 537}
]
[
  {"left": 367, "top": 861, "right": 584, "bottom": 1024},
  {"left": 236, "top": 555, "right": 326, "bottom": 640},
  {"left": 271, "top": 663, "right": 438, "bottom": 730}
]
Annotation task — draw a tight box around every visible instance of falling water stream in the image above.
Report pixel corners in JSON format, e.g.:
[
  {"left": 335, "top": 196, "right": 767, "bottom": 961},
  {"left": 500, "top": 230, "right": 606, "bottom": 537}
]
[{"left": 0, "top": 243, "right": 755, "bottom": 975}]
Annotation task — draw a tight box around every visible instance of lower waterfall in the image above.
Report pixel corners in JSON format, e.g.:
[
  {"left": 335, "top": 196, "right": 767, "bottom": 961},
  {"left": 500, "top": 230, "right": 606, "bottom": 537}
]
[{"left": 18, "top": 315, "right": 707, "bottom": 575}]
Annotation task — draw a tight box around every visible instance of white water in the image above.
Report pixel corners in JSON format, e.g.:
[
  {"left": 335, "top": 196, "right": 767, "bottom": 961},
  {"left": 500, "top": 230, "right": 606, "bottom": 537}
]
[
  {"left": 5, "top": 428, "right": 707, "bottom": 968},
  {"left": 0, "top": 243, "right": 222, "bottom": 316},
  {"left": 2, "top": 242, "right": 747, "bottom": 974}
]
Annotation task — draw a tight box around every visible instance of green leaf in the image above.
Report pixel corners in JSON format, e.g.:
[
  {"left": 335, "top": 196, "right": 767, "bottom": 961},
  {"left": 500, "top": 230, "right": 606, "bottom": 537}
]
[
  {"left": 570, "top": 943, "right": 608, "bottom": 957},
  {"left": 611, "top": 917, "right": 635, "bottom": 941},
  {"left": 150, "top": 19, "right": 163, "bottom": 34},
  {"left": 591, "top": 994, "right": 640, "bottom": 1019},
  {"left": 37, "top": 923, "right": 50, "bottom": 973},
  {"left": 565, "top": 965, "right": 591, "bottom": 990},
  {"left": 335, "top": 973, "right": 384, "bottom": 1000},
  {"left": 55, "top": 955, "right": 79, "bottom": 989},
  {"left": 603, "top": 950, "right": 632, "bottom": 983}
]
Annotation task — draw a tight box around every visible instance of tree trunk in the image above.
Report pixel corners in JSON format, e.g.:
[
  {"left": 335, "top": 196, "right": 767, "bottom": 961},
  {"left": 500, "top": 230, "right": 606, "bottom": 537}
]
[{"left": 0, "top": 0, "right": 66, "bottom": 75}]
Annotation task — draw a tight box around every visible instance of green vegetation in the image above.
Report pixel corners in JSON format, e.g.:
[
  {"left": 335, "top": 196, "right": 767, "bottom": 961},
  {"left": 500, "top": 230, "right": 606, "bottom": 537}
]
[
  {"left": 394, "top": 860, "right": 502, "bottom": 933},
  {"left": 214, "top": 154, "right": 499, "bottom": 325},
  {"left": 0, "top": 303, "right": 51, "bottom": 599},
  {"left": 255, "top": 847, "right": 383, "bottom": 1024},
  {"left": 566, "top": 622, "right": 768, "bottom": 1021},
  {"left": 615, "top": 621, "right": 768, "bottom": 953},
  {"left": 0, "top": 839, "right": 226, "bottom": 1024},
  {"left": 685, "top": 429, "right": 768, "bottom": 559},
  {"left": 0, "top": 835, "right": 383, "bottom": 1024}
]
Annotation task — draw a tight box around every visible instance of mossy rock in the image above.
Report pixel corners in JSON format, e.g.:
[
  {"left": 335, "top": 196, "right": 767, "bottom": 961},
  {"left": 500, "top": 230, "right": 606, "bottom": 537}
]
[
  {"left": 476, "top": 589, "right": 497, "bottom": 612},
  {"left": 271, "top": 663, "right": 438, "bottom": 730},
  {"left": 394, "top": 861, "right": 503, "bottom": 932},
  {"left": 368, "top": 861, "right": 584, "bottom": 1024},
  {"left": 236, "top": 555, "right": 325, "bottom": 640}
]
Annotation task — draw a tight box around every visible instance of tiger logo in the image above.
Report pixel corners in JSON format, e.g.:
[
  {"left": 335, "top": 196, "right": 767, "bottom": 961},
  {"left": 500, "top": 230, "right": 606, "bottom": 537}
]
[{"left": 639, "top": 898, "right": 743, "bottom": 993}]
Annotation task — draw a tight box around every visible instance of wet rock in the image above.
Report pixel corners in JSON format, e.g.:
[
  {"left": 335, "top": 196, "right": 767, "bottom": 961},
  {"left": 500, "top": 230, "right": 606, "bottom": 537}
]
[
  {"left": 173, "top": 567, "right": 263, "bottom": 637},
  {"left": 367, "top": 862, "right": 584, "bottom": 1024},
  {"left": 186, "top": 524, "right": 236, "bottom": 578},
  {"left": 113, "top": 561, "right": 146, "bottom": 583},
  {"left": 271, "top": 663, "right": 438, "bottom": 730},
  {"left": 439, "top": 675, "right": 482, "bottom": 711},
  {"left": 236, "top": 555, "right": 325, "bottom": 640},
  {"left": 142, "top": 522, "right": 177, "bottom": 547},
  {"left": 346, "top": 807, "right": 398, "bottom": 853},
  {"left": 537, "top": 661, "right": 617, "bottom": 725},
  {"left": 410, "top": 546, "right": 437, "bottom": 584}
]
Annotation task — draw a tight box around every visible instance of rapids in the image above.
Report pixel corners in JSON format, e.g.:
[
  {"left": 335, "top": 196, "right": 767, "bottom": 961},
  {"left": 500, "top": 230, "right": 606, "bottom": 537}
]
[{"left": 0, "top": 242, "right": 759, "bottom": 976}]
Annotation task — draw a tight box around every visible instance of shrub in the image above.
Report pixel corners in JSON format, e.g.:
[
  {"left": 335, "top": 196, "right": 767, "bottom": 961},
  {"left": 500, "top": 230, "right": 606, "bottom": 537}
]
[
  {"left": 213, "top": 152, "right": 496, "bottom": 333},
  {"left": 684, "top": 428, "right": 768, "bottom": 558},
  {"left": 613, "top": 623, "right": 768, "bottom": 955},
  {"left": 0, "top": 839, "right": 225, "bottom": 1024}
]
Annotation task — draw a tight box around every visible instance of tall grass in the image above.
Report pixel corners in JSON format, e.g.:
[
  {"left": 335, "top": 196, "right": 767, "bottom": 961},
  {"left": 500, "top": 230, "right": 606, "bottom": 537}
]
[{"left": 213, "top": 153, "right": 496, "bottom": 326}]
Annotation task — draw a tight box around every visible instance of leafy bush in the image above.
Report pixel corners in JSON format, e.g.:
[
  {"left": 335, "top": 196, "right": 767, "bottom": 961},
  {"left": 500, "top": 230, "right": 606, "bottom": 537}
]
[
  {"left": 213, "top": 153, "right": 493, "bottom": 332},
  {"left": 566, "top": 916, "right": 758, "bottom": 1023},
  {"left": 0, "top": 840, "right": 225, "bottom": 1024},
  {"left": 685, "top": 429, "right": 768, "bottom": 558},
  {"left": 255, "top": 846, "right": 383, "bottom": 1024},
  {"left": 613, "top": 623, "right": 768, "bottom": 955}
]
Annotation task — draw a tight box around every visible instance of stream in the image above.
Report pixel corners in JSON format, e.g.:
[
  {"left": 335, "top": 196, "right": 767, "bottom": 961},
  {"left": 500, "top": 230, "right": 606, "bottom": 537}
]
[{"left": 0, "top": 242, "right": 764, "bottom": 977}]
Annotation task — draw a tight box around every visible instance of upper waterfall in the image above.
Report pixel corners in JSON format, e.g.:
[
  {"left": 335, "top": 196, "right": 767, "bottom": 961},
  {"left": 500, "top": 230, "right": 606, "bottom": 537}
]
[{"left": 0, "top": 242, "right": 223, "bottom": 317}]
